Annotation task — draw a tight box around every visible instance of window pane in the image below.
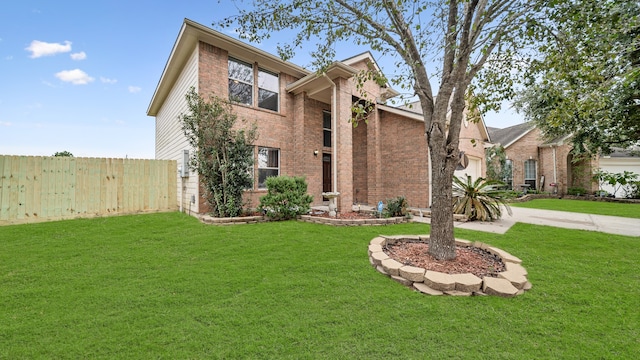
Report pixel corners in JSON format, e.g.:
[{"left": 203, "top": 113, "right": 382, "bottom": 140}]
[
  {"left": 258, "top": 69, "right": 278, "bottom": 111},
  {"left": 258, "top": 69, "right": 278, "bottom": 92},
  {"left": 323, "top": 111, "right": 331, "bottom": 129},
  {"left": 258, "top": 89, "right": 278, "bottom": 111},
  {"left": 229, "top": 58, "right": 253, "bottom": 83},
  {"left": 524, "top": 160, "right": 536, "bottom": 179},
  {"left": 324, "top": 130, "right": 331, "bottom": 147},
  {"left": 229, "top": 80, "right": 252, "bottom": 105},
  {"left": 258, "top": 148, "right": 279, "bottom": 169},
  {"left": 258, "top": 169, "right": 279, "bottom": 189}
]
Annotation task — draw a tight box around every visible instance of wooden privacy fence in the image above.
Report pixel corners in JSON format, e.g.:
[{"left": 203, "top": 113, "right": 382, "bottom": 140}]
[{"left": 0, "top": 156, "right": 177, "bottom": 225}]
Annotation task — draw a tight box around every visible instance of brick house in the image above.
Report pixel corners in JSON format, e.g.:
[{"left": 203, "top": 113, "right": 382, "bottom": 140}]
[
  {"left": 488, "top": 123, "right": 596, "bottom": 195},
  {"left": 147, "top": 19, "right": 490, "bottom": 214}
]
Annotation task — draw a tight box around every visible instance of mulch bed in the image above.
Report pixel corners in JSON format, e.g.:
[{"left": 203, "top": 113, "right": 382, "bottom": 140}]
[{"left": 384, "top": 240, "right": 505, "bottom": 278}]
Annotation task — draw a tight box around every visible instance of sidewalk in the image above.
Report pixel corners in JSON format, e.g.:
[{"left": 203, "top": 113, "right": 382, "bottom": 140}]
[{"left": 410, "top": 207, "right": 640, "bottom": 237}]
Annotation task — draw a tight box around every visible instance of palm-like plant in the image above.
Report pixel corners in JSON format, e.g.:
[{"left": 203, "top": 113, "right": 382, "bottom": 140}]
[{"left": 452, "top": 176, "right": 512, "bottom": 221}]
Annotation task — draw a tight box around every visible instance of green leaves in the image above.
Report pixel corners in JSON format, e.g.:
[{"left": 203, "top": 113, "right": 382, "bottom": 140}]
[
  {"left": 517, "top": 0, "right": 640, "bottom": 155},
  {"left": 179, "top": 87, "right": 258, "bottom": 217},
  {"left": 452, "top": 175, "right": 512, "bottom": 221}
]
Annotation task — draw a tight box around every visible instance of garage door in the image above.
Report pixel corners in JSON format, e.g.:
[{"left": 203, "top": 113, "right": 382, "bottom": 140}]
[
  {"left": 598, "top": 157, "right": 640, "bottom": 198},
  {"left": 454, "top": 156, "right": 481, "bottom": 182}
]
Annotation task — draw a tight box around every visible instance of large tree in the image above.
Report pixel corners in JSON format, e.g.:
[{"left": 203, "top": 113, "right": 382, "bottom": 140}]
[
  {"left": 515, "top": 0, "right": 640, "bottom": 155},
  {"left": 219, "top": 0, "right": 534, "bottom": 260}
]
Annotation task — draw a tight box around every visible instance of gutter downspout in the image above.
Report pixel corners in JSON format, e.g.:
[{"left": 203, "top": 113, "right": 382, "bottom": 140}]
[
  {"left": 323, "top": 74, "right": 338, "bottom": 196},
  {"left": 552, "top": 146, "right": 557, "bottom": 185}
]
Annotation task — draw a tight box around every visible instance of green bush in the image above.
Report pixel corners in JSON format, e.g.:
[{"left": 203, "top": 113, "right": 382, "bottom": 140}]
[
  {"left": 383, "top": 196, "right": 408, "bottom": 217},
  {"left": 624, "top": 181, "right": 640, "bottom": 199},
  {"left": 567, "top": 187, "right": 587, "bottom": 196},
  {"left": 258, "top": 176, "right": 313, "bottom": 220},
  {"left": 452, "top": 176, "right": 512, "bottom": 221}
]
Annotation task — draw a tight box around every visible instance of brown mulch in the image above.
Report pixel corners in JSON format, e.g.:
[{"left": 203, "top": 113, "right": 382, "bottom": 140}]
[{"left": 384, "top": 240, "right": 505, "bottom": 278}]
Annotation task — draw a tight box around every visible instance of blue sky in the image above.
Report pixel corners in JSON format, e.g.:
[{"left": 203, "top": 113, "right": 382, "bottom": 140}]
[{"left": 0, "top": 1, "right": 522, "bottom": 159}]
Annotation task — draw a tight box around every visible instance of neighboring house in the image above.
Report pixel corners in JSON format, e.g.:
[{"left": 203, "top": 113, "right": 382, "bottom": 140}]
[
  {"left": 147, "top": 19, "right": 490, "bottom": 214},
  {"left": 598, "top": 147, "right": 640, "bottom": 197},
  {"left": 488, "top": 123, "right": 597, "bottom": 195}
]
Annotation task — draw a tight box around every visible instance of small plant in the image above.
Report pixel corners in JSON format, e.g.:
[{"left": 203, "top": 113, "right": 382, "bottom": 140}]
[
  {"left": 258, "top": 176, "right": 313, "bottom": 220},
  {"left": 452, "top": 176, "right": 512, "bottom": 221},
  {"left": 624, "top": 181, "right": 640, "bottom": 199},
  {"left": 567, "top": 187, "right": 587, "bottom": 196},
  {"left": 383, "top": 196, "right": 408, "bottom": 217}
]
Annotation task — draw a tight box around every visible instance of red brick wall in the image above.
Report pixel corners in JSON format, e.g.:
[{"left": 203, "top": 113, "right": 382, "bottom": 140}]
[
  {"left": 377, "top": 112, "right": 430, "bottom": 208},
  {"left": 352, "top": 120, "right": 368, "bottom": 204},
  {"left": 504, "top": 128, "right": 541, "bottom": 190}
]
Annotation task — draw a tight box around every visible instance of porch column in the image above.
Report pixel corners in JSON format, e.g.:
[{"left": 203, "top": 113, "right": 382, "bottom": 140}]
[{"left": 334, "top": 77, "right": 354, "bottom": 211}]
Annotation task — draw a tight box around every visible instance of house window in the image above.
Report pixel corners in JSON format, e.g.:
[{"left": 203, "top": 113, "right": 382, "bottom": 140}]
[
  {"left": 258, "top": 147, "right": 280, "bottom": 189},
  {"left": 323, "top": 111, "right": 331, "bottom": 147},
  {"left": 228, "top": 57, "right": 280, "bottom": 112},
  {"left": 228, "top": 57, "right": 253, "bottom": 105},
  {"left": 503, "top": 159, "right": 513, "bottom": 190},
  {"left": 258, "top": 69, "right": 279, "bottom": 111},
  {"left": 524, "top": 159, "right": 537, "bottom": 189}
]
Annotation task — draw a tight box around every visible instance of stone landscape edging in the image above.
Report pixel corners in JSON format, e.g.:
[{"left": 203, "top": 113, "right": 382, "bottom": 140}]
[
  {"left": 298, "top": 215, "right": 407, "bottom": 226},
  {"left": 369, "top": 235, "right": 531, "bottom": 297}
]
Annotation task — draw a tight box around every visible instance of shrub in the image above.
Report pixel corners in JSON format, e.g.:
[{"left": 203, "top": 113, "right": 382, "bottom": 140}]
[
  {"left": 259, "top": 176, "right": 313, "bottom": 220},
  {"left": 180, "top": 87, "right": 257, "bottom": 217},
  {"left": 383, "top": 196, "right": 408, "bottom": 217},
  {"left": 624, "top": 181, "right": 640, "bottom": 199},
  {"left": 567, "top": 187, "right": 587, "bottom": 196},
  {"left": 452, "top": 176, "right": 512, "bottom": 221}
]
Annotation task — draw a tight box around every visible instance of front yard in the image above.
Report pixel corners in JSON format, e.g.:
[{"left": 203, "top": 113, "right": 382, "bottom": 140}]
[{"left": 1, "top": 212, "right": 638, "bottom": 358}]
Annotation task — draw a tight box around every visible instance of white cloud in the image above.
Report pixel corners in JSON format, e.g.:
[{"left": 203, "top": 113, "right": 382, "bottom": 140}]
[
  {"left": 0, "top": 121, "right": 11, "bottom": 127},
  {"left": 128, "top": 86, "right": 141, "bottom": 93},
  {"left": 55, "top": 69, "right": 94, "bottom": 85},
  {"left": 5, "top": 56, "right": 13, "bottom": 61},
  {"left": 100, "top": 77, "right": 117, "bottom": 84},
  {"left": 70, "top": 51, "right": 86, "bottom": 60},
  {"left": 26, "top": 40, "right": 72, "bottom": 58}
]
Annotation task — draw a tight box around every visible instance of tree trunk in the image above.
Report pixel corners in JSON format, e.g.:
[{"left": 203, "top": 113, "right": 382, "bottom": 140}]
[{"left": 422, "top": 90, "right": 460, "bottom": 261}]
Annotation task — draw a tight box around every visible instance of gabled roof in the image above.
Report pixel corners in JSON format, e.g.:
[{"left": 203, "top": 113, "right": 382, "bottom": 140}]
[
  {"left": 393, "top": 100, "right": 491, "bottom": 142},
  {"left": 487, "top": 122, "right": 535, "bottom": 148},
  {"left": 148, "top": 19, "right": 310, "bottom": 116},
  {"left": 540, "top": 134, "right": 572, "bottom": 148}
]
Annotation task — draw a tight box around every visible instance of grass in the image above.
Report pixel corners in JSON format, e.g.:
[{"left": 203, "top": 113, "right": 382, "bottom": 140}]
[
  {"left": 1, "top": 212, "right": 639, "bottom": 358},
  {"left": 511, "top": 198, "right": 640, "bottom": 218}
]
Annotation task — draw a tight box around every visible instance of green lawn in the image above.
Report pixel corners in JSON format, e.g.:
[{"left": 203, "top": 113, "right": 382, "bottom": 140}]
[
  {"left": 511, "top": 198, "right": 640, "bottom": 218},
  {"left": 1, "top": 212, "right": 638, "bottom": 358}
]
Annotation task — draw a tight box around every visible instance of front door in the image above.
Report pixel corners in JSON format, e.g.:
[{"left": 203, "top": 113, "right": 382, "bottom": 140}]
[{"left": 322, "top": 154, "right": 332, "bottom": 200}]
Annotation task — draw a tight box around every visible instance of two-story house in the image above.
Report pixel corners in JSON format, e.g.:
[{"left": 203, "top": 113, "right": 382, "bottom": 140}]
[{"left": 147, "top": 19, "right": 490, "bottom": 214}]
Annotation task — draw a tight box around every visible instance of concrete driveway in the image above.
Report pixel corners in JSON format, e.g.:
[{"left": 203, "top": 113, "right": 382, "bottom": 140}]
[{"left": 412, "top": 207, "right": 640, "bottom": 237}]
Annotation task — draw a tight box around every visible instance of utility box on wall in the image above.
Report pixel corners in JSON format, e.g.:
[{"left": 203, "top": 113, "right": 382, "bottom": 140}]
[{"left": 179, "top": 149, "right": 190, "bottom": 178}]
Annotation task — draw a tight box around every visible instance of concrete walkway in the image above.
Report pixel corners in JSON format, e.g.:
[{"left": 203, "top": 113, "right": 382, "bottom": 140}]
[{"left": 410, "top": 207, "right": 640, "bottom": 237}]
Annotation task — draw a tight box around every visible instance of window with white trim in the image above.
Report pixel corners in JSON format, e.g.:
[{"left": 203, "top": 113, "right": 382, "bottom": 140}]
[
  {"left": 228, "top": 57, "right": 253, "bottom": 105},
  {"left": 258, "top": 68, "right": 279, "bottom": 111},
  {"left": 524, "top": 159, "right": 537, "bottom": 189},
  {"left": 504, "top": 159, "right": 513, "bottom": 190},
  {"left": 258, "top": 147, "right": 280, "bottom": 189}
]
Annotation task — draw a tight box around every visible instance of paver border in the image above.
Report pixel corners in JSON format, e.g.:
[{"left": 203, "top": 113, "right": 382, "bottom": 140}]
[{"left": 369, "top": 235, "right": 531, "bottom": 297}]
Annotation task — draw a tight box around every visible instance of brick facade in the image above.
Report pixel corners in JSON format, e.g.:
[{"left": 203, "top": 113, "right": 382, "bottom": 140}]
[
  {"left": 503, "top": 127, "right": 595, "bottom": 195},
  {"left": 151, "top": 20, "right": 490, "bottom": 214}
]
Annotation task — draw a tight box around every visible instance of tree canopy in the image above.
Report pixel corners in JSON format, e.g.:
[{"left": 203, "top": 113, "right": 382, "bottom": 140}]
[
  {"left": 218, "top": 0, "right": 536, "bottom": 260},
  {"left": 515, "top": 0, "right": 640, "bottom": 155}
]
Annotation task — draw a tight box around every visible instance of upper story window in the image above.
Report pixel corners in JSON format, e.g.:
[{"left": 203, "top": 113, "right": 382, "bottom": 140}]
[
  {"left": 228, "top": 57, "right": 253, "bottom": 105},
  {"left": 228, "top": 57, "right": 280, "bottom": 112},
  {"left": 323, "top": 111, "right": 331, "bottom": 147},
  {"left": 258, "top": 69, "right": 279, "bottom": 111}
]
